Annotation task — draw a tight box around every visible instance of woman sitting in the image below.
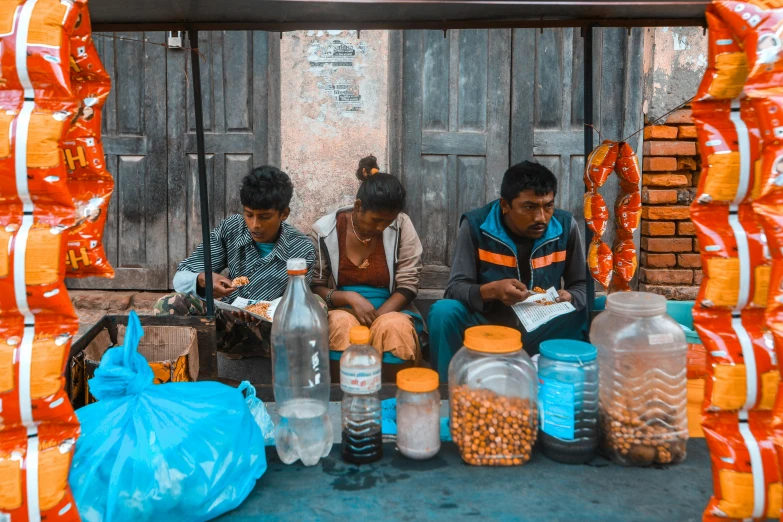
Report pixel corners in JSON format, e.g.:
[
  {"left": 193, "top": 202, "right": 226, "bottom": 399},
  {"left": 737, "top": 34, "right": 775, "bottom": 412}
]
[{"left": 310, "top": 156, "right": 424, "bottom": 363}]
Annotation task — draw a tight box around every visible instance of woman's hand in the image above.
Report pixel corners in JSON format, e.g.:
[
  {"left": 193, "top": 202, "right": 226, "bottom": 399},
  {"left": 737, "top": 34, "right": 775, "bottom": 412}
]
[
  {"left": 198, "top": 272, "right": 235, "bottom": 298},
  {"left": 347, "top": 292, "right": 378, "bottom": 326}
]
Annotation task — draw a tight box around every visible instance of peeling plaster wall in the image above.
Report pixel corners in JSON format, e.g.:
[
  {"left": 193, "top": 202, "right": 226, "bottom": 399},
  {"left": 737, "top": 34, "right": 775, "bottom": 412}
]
[
  {"left": 644, "top": 27, "right": 707, "bottom": 122},
  {"left": 281, "top": 30, "right": 389, "bottom": 233}
]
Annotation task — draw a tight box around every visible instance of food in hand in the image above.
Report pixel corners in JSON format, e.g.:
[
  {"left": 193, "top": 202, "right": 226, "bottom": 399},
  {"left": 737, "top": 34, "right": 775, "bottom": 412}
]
[{"left": 232, "top": 276, "right": 249, "bottom": 287}]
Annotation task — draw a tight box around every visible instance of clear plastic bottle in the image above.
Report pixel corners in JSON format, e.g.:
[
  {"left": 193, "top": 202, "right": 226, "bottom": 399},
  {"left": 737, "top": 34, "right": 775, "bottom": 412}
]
[
  {"left": 340, "top": 326, "right": 382, "bottom": 464},
  {"left": 271, "top": 258, "right": 333, "bottom": 466}
]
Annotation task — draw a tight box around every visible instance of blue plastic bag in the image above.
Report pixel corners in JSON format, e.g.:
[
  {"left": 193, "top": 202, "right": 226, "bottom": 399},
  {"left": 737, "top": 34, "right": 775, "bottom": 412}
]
[
  {"left": 70, "top": 312, "right": 267, "bottom": 522},
  {"left": 239, "top": 380, "right": 275, "bottom": 446}
]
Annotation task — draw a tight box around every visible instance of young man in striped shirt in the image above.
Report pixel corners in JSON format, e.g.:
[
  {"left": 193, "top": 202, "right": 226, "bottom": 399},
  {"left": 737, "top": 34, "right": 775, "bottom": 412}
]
[{"left": 154, "top": 166, "right": 317, "bottom": 357}]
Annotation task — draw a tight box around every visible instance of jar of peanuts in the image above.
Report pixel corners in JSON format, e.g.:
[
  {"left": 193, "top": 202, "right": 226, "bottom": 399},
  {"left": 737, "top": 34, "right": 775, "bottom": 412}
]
[
  {"left": 396, "top": 368, "right": 441, "bottom": 460},
  {"left": 448, "top": 326, "right": 538, "bottom": 466},
  {"left": 590, "top": 292, "right": 688, "bottom": 466}
]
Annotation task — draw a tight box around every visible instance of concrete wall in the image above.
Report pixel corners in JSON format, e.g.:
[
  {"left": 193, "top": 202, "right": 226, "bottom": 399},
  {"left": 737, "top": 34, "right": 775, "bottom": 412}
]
[{"left": 280, "top": 30, "right": 389, "bottom": 233}]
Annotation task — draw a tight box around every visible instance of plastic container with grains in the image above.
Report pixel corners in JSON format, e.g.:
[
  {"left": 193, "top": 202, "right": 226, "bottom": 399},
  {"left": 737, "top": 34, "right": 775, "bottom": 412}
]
[
  {"left": 396, "top": 368, "right": 441, "bottom": 460},
  {"left": 449, "top": 326, "right": 538, "bottom": 467}
]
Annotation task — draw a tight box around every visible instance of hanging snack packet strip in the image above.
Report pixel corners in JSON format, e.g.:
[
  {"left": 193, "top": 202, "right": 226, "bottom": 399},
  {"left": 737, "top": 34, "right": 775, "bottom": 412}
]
[
  {"left": 63, "top": 0, "right": 114, "bottom": 278},
  {"left": 703, "top": 412, "right": 782, "bottom": 521},
  {"left": 695, "top": 8, "right": 749, "bottom": 103},
  {"left": 0, "top": 424, "right": 81, "bottom": 522},
  {"left": 694, "top": 307, "right": 778, "bottom": 412}
]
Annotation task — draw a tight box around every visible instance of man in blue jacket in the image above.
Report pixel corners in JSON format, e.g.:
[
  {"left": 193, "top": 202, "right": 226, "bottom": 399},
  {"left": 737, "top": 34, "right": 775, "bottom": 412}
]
[{"left": 427, "top": 161, "right": 588, "bottom": 379}]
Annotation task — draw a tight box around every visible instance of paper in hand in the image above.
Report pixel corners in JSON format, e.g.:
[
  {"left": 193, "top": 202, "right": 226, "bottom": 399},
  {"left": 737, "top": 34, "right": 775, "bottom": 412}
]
[{"left": 511, "top": 287, "right": 575, "bottom": 332}]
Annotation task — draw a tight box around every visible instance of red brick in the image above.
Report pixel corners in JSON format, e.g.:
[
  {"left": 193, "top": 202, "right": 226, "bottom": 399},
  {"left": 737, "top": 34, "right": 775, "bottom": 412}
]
[
  {"left": 641, "top": 221, "right": 676, "bottom": 236},
  {"left": 678, "top": 222, "right": 696, "bottom": 236},
  {"left": 642, "top": 206, "right": 691, "bottom": 220},
  {"left": 693, "top": 238, "right": 700, "bottom": 252},
  {"left": 642, "top": 189, "right": 678, "bottom": 204},
  {"left": 694, "top": 270, "right": 704, "bottom": 285},
  {"left": 643, "top": 141, "right": 697, "bottom": 157},
  {"left": 679, "top": 126, "right": 698, "bottom": 139},
  {"left": 677, "top": 157, "right": 698, "bottom": 171},
  {"left": 678, "top": 253, "right": 702, "bottom": 268},
  {"left": 644, "top": 126, "right": 679, "bottom": 140},
  {"left": 639, "top": 284, "right": 700, "bottom": 300},
  {"left": 642, "top": 174, "right": 690, "bottom": 187},
  {"left": 666, "top": 109, "right": 693, "bottom": 124},
  {"left": 643, "top": 157, "right": 679, "bottom": 172},
  {"left": 641, "top": 253, "right": 677, "bottom": 268},
  {"left": 640, "top": 268, "right": 694, "bottom": 285},
  {"left": 642, "top": 237, "right": 693, "bottom": 253}
]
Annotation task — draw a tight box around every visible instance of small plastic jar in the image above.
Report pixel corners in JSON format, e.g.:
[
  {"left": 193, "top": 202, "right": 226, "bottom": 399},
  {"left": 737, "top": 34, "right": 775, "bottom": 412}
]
[
  {"left": 537, "top": 339, "right": 599, "bottom": 464},
  {"left": 396, "top": 368, "right": 441, "bottom": 460},
  {"left": 449, "top": 326, "right": 538, "bottom": 466}
]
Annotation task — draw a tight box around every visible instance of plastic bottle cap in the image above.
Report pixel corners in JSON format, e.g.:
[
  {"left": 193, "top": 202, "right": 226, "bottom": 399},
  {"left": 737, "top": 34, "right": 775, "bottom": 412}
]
[
  {"left": 463, "top": 326, "right": 522, "bottom": 354},
  {"left": 397, "top": 368, "right": 439, "bottom": 393},
  {"left": 349, "top": 326, "right": 371, "bottom": 345},
  {"left": 540, "top": 339, "right": 597, "bottom": 363},
  {"left": 286, "top": 258, "right": 307, "bottom": 275},
  {"left": 606, "top": 291, "right": 666, "bottom": 318}
]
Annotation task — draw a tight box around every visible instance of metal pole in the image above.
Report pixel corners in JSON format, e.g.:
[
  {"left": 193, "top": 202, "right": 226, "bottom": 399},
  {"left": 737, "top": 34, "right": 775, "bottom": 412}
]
[
  {"left": 584, "top": 25, "right": 595, "bottom": 327},
  {"left": 189, "top": 28, "right": 215, "bottom": 317}
]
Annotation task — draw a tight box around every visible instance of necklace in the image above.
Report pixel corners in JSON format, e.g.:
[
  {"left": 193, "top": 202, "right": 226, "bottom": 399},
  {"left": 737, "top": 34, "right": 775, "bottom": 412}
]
[{"left": 350, "top": 213, "right": 372, "bottom": 246}]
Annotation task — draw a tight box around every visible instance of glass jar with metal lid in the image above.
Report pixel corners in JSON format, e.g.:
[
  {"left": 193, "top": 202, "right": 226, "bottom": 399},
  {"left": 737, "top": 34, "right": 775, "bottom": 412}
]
[
  {"left": 448, "top": 326, "right": 538, "bottom": 466},
  {"left": 396, "top": 368, "right": 441, "bottom": 460}
]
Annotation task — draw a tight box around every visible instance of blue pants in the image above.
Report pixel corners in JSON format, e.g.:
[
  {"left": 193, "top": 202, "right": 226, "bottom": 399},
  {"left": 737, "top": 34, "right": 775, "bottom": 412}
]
[{"left": 427, "top": 299, "right": 588, "bottom": 381}]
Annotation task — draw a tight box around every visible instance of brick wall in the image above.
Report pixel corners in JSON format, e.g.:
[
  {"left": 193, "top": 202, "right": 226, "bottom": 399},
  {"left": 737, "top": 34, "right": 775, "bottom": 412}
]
[{"left": 638, "top": 108, "right": 701, "bottom": 300}]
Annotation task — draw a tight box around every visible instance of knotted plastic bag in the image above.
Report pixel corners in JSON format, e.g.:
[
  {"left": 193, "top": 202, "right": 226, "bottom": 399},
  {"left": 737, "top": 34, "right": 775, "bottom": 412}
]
[{"left": 69, "top": 312, "right": 267, "bottom": 522}]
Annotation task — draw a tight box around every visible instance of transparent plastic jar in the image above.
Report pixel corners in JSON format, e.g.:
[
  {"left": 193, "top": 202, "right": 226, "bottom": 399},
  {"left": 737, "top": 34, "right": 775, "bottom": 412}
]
[
  {"left": 448, "top": 326, "right": 538, "bottom": 466},
  {"left": 396, "top": 368, "right": 441, "bottom": 460},
  {"left": 590, "top": 292, "right": 688, "bottom": 467},
  {"left": 537, "top": 340, "right": 599, "bottom": 464}
]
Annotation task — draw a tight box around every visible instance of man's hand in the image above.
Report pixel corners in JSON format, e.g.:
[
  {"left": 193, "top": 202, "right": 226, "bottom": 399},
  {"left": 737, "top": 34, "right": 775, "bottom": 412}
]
[
  {"left": 231, "top": 310, "right": 262, "bottom": 326},
  {"left": 347, "top": 292, "right": 379, "bottom": 326},
  {"left": 480, "top": 279, "right": 530, "bottom": 306},
  {"left": 556, "top": 289, "right": 573, "bottom": 303},
  {"left": 198, "top": 272, "right": 235, "bottom": 298}
]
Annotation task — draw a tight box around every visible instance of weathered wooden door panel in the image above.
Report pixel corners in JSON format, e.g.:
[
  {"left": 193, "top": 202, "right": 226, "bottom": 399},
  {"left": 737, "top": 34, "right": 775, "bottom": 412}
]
[
  {"left": 67, "top": 32, "right": 168, "bottom": 290},
  {"left": 167, "top": 31, "right": 279, "bottom": 284},
  {"left": 401, "top": 28, "right": 643, "bottom": 288}
]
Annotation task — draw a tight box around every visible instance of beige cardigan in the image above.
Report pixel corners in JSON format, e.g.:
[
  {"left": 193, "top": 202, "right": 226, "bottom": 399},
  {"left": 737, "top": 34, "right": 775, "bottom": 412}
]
[{"left": 309, "top": 207, "right": 423, "bottom": 315}]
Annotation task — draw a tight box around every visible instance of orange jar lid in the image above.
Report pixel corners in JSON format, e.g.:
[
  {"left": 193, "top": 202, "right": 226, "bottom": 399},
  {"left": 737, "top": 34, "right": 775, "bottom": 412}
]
[
  {"left": 349, "top": 326, "right": 371, "bottom": 345},
  {"left": 397, "top": 368, "right": 439, "bottom": 393},
  {"left": 463, "top": 326, "right": 522, "bottom": 354}
]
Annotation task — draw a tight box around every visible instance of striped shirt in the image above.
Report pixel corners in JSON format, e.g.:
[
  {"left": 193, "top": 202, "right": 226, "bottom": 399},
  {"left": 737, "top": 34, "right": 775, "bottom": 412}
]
[{"left": 176, "top": 214, "right": 316, "bottom": 304}]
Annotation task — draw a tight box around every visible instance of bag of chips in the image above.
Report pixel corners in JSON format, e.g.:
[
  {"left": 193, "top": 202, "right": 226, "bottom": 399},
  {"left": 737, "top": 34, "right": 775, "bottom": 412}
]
[
  {"left": 692, "top": 99, "right": 763, "bottom": 205},
  {"left": 0, "top": 423, "right": 80, "bottom": 522},
  {"left": 696, "top": 8, "right": 750, "bottom": 102},
  {"left": 610, "top": 238, "right": 638, "bottom": 292},
  {"left": 713, "top": 0, "right": 783, "bottom": 97},
  {"left": 691, "top": 204, "right": 770, "bottom": 309},
  {"left": 584, "top": 192, "right": 608, "bottom": 239},
  {"left": 614, "top": 191, "right": 642, "bottom": 240},
  {"left": 703, "top": 411, "right": 781, "bottom": 521},
  {"left": 584, "top": 140, "right": 618, "bottom": 190},
  {"left": 694, "top": 307, "right": 778, "bottom": 412},
  {"left": 614, "top": 141, "right": 641, "bottom": 193},
  {"left": 588, "top": 239, "right": 613, "bottom": 289},
  {"left": 0, "top": 0, "right": 81, "bottom": 102}
]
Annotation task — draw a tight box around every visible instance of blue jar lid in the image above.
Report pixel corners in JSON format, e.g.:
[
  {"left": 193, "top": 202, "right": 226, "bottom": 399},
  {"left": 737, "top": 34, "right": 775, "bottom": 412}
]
[{"left": 540, "top": 340, "right": 597, "bottom": 363}]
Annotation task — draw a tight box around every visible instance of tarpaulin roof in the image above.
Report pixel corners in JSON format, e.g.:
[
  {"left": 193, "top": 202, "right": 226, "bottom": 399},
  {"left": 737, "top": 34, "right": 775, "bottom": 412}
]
[{"left": 90, "top": 0, "right": 709, "bottom": 31}]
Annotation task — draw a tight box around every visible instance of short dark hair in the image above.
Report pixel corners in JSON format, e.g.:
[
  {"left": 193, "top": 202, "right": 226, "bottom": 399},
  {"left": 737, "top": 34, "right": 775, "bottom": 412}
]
[
  {"left": 240, "top": 166, "right": 294, "bottom": 212},
  {"left": 500, "top": 161, "right": 558, "bottom": 202},
  {"left": 354, "top": 156, "right": 406, "bottom": 213}
]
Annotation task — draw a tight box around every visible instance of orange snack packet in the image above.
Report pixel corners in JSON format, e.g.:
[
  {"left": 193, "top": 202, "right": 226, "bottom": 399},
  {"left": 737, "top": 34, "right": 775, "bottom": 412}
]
[
  {"left": 691, "top": 204, "right": 770, "bottom": 310},
  {"left": 614, "top": 141, "right": 641, "bottom": 193},
  {"left": 584, "top": 140, "right": 618, "bottom": 190},
  {"left": 584, "top": 192, "right": 608, "bottom": 239},
  {"left": 614, "top": 191, "right": 642, "bottom": 239},
  {"left": 692, "top": 99, "right": 763, "bottom": 205},
  {"left": 588, "top": 239, "right": 613, "bottom": 289},
  {"left": 694, "top": 307, "right": 778, "bottom": 412},
  {"left": 610, "top": 238, "right": 637, "bottom": 291},
  {"left": 703, "top": 411, "right": 782, "bottom": 521},
  {"left": 695, "top": 8, "right": 750, "bottom": 102},
  {"left": 0, "top": 423, "right": 81, "bottom": 522}
]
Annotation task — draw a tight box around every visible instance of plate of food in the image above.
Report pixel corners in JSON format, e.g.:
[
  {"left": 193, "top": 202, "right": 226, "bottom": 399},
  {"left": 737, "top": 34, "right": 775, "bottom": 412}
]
[{"left": 214, "top": 297, "right": 281, "bottom": 322}]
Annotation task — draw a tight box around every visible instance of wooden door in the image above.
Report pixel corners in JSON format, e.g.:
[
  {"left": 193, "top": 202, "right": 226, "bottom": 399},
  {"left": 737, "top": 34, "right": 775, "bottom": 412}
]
[
  {"left": 397, "top": 28, "right": 644, "bottom": 287},
  {"left": 166, "top": 31, "right": 280, "bottom": 282},
  {"left": 67, "top": 32, "right": 169, "bottom": 290}
]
